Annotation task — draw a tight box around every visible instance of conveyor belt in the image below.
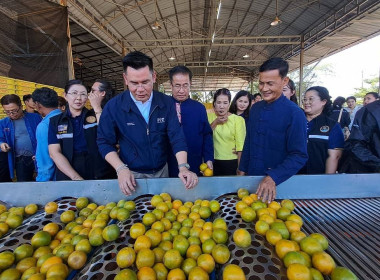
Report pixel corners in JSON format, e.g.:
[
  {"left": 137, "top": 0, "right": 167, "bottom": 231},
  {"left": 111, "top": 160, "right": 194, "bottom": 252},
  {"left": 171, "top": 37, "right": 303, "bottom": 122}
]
[{"left": 293, "top": 198, "right": 380, "bottom": 280}]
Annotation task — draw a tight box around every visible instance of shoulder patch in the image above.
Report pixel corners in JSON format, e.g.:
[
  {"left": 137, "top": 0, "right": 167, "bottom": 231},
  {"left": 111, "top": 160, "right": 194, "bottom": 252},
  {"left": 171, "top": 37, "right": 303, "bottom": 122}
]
[
  {"left": 86, "top": 116, "right": 96, "bottom": 123},
  {"left": 320, "top": 125, "right": 330, "bottom": 133}
]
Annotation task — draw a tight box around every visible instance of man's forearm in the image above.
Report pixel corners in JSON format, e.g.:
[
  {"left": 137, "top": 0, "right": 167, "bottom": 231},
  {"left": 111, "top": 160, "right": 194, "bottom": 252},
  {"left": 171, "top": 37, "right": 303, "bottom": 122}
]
[
  {"left": 105, "top": 151, "right": 125, "bottom": 170},
  {"left": 175, "top": 151, "right": 188, "bottom": 165}
]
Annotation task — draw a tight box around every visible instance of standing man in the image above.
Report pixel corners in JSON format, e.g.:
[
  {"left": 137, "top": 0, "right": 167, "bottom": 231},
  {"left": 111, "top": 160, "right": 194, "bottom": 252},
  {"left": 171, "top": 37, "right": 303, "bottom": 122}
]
[
  {"left": 168, "top": 65, "right": 213, "bottom": 176},
  {"left": 32, "top": 87, "right": 62, "bottom": 181},
  {"left": 239, "top": 57, "right": 308, "bottom": 202},
  {"left": 23, "top": 94, "right": 38, "bottom": 114},
  {"left": 97, "top": 51, "right": 198, "bottom": 195},
  {"left": 0, "top": 94, "right": 41, "bottom": 181},
  {"left": 346, "top": 96, "right": 361, "bottom": 130}
]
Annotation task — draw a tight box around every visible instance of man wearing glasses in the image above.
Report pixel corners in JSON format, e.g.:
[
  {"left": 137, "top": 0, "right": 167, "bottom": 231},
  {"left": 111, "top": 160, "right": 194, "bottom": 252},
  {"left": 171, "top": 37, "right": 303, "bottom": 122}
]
[
  {"left": 0, "top": 94, "right": 41, "bottom": 181},
  {"left": 167, "top": 65, "right": 213, "bottom": 177},
  {"left": 98, "top": 51, "right": 198, "bottom": 196}
]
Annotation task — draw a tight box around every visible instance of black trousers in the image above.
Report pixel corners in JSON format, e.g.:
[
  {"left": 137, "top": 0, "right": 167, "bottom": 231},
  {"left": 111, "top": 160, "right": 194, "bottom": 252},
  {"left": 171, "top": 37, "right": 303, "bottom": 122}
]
[
  {"left": 213, "top": 159, "right": 238, "bottom": 176},
  {"left": 0, "top": 152, "right": 11, "bottom": 182},
  {"left": 15, "top": 155, "right": 35, "bottom": 182}
]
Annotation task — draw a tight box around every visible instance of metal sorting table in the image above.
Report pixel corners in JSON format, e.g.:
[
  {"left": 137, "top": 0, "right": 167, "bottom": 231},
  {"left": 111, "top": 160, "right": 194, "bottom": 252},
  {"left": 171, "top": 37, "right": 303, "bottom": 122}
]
[{"left": 0, "top": 174, "right": 379, "bottom": 279}]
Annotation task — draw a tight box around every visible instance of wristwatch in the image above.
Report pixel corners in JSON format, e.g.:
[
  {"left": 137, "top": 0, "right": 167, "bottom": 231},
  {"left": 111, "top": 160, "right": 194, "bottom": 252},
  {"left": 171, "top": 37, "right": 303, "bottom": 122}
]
[{"left": 178, "top": 163, "right": 190, "bottom": 170}]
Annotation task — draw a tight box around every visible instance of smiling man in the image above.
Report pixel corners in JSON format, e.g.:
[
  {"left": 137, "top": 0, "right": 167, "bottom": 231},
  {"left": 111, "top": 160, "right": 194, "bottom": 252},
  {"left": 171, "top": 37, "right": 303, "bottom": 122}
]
[
  {"left": 239, "top": 57, "right": 308, "bottom": 203},
  {"left": 97, "top": 51, "right": 198, "bottom": 195}
]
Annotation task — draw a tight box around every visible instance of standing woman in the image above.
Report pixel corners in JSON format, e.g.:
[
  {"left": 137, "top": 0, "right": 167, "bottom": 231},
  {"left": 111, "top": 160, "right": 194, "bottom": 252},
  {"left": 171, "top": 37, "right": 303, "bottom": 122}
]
[
  {"left": 229, "top": 90, "right": 252, "bottom": 124},
  {"left": 282, "top": 79, "right": 298, "bottom": 104},
  {"left": 301, "top": 86, "right": 344, "bottom": 174},
  {"left": 48, "top": 79, "right": 114, "bottom": 180},
  {"left": 208, "top": 88, "right": 246, "bottom": 176}
]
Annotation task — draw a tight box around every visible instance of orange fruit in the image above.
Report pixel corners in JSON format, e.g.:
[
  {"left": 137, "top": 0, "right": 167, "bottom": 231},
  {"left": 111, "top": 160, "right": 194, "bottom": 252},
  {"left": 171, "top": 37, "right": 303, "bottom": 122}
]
[
  {"left": 25, "top": 204, "right": 38, "bottom": 215},
  {"left": 156, "top": 202, "right": 169, "bottom": 213},
  {"left": 186, "top": 244, "right": 202, "bottom": 260},
  {"left": 102, "top": 224, "right": 120, "bottom": 241},
  {"left": 89, "top": 227, "right": 105, "bottom": 246},
  {"left": 300, "top": 236, "right": 323, "bottom": 256},
  {"left": 134, "top": 235, "right": 152, "bottom": 252},
  {"left": 143, "top": 212, "right": 157, "bottom": 226},
  {"left": 312, "top": 252, "right": 336, "bottom": 275},
  {"left": 28, "top": 273, "right": 45, "bottom": 280},
  {"left": 153, "top": 247, "right": 165, "bottom": 263},
  {"left": 177, "top": 213, "right": 188, "bottom": 224},
  {"left": 290, "top": 231, "right": 307, "bottom": 243},
  {"left": 146, "top": 229, "right": 162, "bottom": 248},
  {"left": 14, "top": 244, "right": 34, "bottom": 262},
  {"left": 136, "top": 248, "right": 155, "bottom": 269},
  {"left": 33, "top": 246, "right": 52, "bottom": 259},
  {"left": 117, "top": 208, "right": 130, "bottom": 221},
  {"left": 190, "top": 227, "right": 202, "bottom": 239},
  {"left": 75, "top": 238, "right": 92, "bottom": 254},
  {"left": 79, "top": 207, "right": 93, "bottom": 218},
  {"left": 188, "top": 236, "right": 201, "bottom": 246},
  {"left": 116, "top": 247, "right": 136, "bottom": 268},
  {"left": 193, "top": 219, "right": 205, "bottom": 228},
  {"left": 0, "top": 222, "right": 9, "bottom": 235},
  {"left": 211, "top": 244, "right": 230, "bottom": 264},
  {"left": 189, "top": 266, "right": 209, "bottom": 280},
  {"left": 153, "top": 263, "right": 168, "bottom": 280},
  {"left": 61, "top": 233, "right": 74, "bottom": 244},
  {"left": 0, "top": 268, "right": 22, "bottom": 280},
  {"left": 201, "top": 239, "right": 216, "bottom": 254},
  {"left": 266, "top": 229, "right": 282, "bottom": 245},
  {"left": 283, "top": 251, "right": 308, "bottom": 268},
  {"left": 172, "top": 200, "right": 183, "bottom": 210},
  {"left": 255, "top": 220, "right": 270, "bottom": 235},
  {"left": 109, "top": 207, "right": 120, "bottom": 219},
  {"left": 115, "top": 269, "right": 138, "bottom": 280},
  {"left": 124, "top": 201, "right": 136, "bottom": 211},
  {"left": 287, "top": 214, "right": 303, "bottom": 227},
  {"left": 55, "top": 243, "right": 74, "bottom": 262},
  {"left": 235, "top": 201, "right": 248, "bottom": 213},
  {"left": 240, "top": 207, "right": 256, "bottom": 222},
  {"left": 152, "top": 209, "right": 164, "bottom": 220},
  {"left": 182, "top": 258, "right": 197, "bottom": 276},
  {"left": 31, "top": 231, "right": 51, "bottom": 248},
  {"left": 259, "top": 214, "right": 275, "bottom": 225},
  {"left": 212, "top": 218, "right": 227, "bottom": 230},
  {"left": 251, "top": 201, "right": 266, "bottom": 211},
  {"left": 60, "top": 210, "right": 75, "bottom": 224},
  {"left": 199, "top": 163, "right": 208, "bottom": 172},
  {"left": 223, "top": 264, "right": 245, "bottom": 280},
  {"left": 309, "top": 233, "right": 329, "bottom": 250},
  {"left": 91, "top": 219, "right": 107, "bottom": 229},
  {"left": 0, "top": 205, "right": 6, "bottom": 215},
  {"left": 151, "top": 195, "right": 164, "bottom": 207},
  {"left": 197, "top": 253, "right": 215, "bottom": 274},
  {"left": 87, "top": 203, "right": 97, "bottom": 211},
  {"left": 75, "top": 197, "right": 89, "bottom": 210},
  {"left": 233, "top": 228, "right": 251, "bottom": 248},
  {"left": 173, "top": 235, "right": 189, "bottom": 256},
  {"left": 203, "top": 168, "right": 213, "bottom": 176},
  {"left": 130, "top": 223, "right": 146, "bottom": 239},
  {"left": 287, "top": 263, "right": 311, "bottom": 280},
  {"left": 40, "top": 256, "right": 63, "bottom": 274},
  {"left": 159, "top": 240, "right": 173, "bottom": 252},
  {"left": 43, "top": 222, "right": 60, "bottom": 237},
  {"left": 167, "top": 268, "right": 186, "bottom": 280},
  {"left": 15, "top": 256, "right": 37, "bottom": 273},
  {"left": 160, "top": 193, "right": 172, "bottom": 202},
  {"left": 275, "top": 239, "right": 299, "bottom": 259},
  {"left": 268, "top": 201, "right": 281, "bottom": 211},
  {"left": 161, "top": 232, "right": 173, "bottom": 242},
  {"left": 36, "top": 253, "right": 53, "bottom": 268},
  {"left": 21, "top": 267, "right": 39, "bottom": 280},
  {"left": 270, "top": 221, "right": 290, "bottom": 239},
  {"left": 300, "top": 251, "right": 312, "bottom": 268},
  {"left": 237, "top": 188, "right": 249, "bottom": 199},
  {"left": 331, "top": 266, "right": 358, "bottom": 280},
  {"left": 281, "top": 199, "right": 295, "bottom": 211},
  {"left": 46, "top": 263, "right": 69, "bottom": 279},
  {"left": 242, "top": 195, "right": 254, "bottom": 206},
  {"left": 163, "top": 249, "right": 183, "bottom": 269},
  {"left": 67, "top": 250, "right": 87, "bottom": 269},
  {"left": 137, "top": 266, "right": 156, "bottom": 280},
  {"left": 277, "top": 207, "right": 291, "bottom": 220},
  {"left": 0, "top": 212, "right": 9, "bottom": 223},
  {"left": 285, "top": 220, "right": 301, "bottom": 233},
  {"left": 44, "top": 201, "right": 58, "bottom": 214},
  {"left": 310, "top": 268, "right": 324, "bottom": 280},
  {"left": 212, "top": 228, "right": 228, "bottom": 244},
  {"left": 5, "top": 213, "right": 23, "bottom": 229}
]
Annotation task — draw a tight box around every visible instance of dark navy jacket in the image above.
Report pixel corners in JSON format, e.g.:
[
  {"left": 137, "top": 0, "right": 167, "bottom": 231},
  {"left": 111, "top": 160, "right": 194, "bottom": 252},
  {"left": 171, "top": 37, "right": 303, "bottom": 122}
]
[
  {"left": 0, "top": 113, "right": 42, "bottom": 179},
  {"left": 97, "top": 90, "right": 187, "bottom": 174},
  {"left": 239, "top": 95, "right": 308, "bottom": 185},
  {"left": 168, "top": 97, "right": 213, "bottom": 176}
]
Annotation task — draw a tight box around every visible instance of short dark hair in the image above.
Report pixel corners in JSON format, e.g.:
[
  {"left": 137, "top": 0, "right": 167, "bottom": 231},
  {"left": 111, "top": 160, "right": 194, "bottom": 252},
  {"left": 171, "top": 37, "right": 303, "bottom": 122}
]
[
  {"left": 332, "top": 96, "right": 346, "bottom": 109},
  {"left": 1, "top": 94, "right": 22, "bottom": 107},
  {"left": 64, "top": 79, "right": 86, "bottom": 93},
  {"left": 23, "top": 94, "right": 33, "bottom": 103},
  {"left": 259, "top": 57, "right": 289, "bottom": 78},
  {"left": 346, "top": 96, "right": 356, "bottom": 102},
  {"left": 57, "top": 96, "right": 66, "bottom": 107},
  {"left": 213, "top": 88, "right": 231, "bottom": 106},
  {"left": 253, "top": 93, "right": 262, "bottom": 100},
  {"left": 305, "top": 86, "right": 331, "bottom": 114},
  {"left": 365, "top": 92, "right": 379, "bottom": 99},
  {"left": 96, "top": 79, "right": 115, "bottom": 108},
  {"left": 169, "top": 65, "right": 193, "bottom": 83},
  {"left": 229, "top": 90, "right": 252, "bottom": 118},
  {"left": 32, "top": 87, "right": 58, "bottom": 108},
  {"left": 122, "top": 51, "right": 153, "bottom": 73}
]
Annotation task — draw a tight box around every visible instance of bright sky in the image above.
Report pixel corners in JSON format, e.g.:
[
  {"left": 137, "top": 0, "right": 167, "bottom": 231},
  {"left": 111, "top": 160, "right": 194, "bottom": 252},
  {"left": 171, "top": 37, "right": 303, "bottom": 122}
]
[{"left": 316, "top": 34, "right": 380, "bottom": 99}]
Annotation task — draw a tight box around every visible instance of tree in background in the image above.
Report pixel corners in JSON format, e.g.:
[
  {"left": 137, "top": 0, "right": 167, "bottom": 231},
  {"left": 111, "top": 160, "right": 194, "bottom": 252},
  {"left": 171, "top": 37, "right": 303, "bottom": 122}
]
[
  {"left": 191, "top": 91, "right": 213, "bottom": 103},
  {"left": 353, "top": 76, "right": 379, "bottom": 103}
]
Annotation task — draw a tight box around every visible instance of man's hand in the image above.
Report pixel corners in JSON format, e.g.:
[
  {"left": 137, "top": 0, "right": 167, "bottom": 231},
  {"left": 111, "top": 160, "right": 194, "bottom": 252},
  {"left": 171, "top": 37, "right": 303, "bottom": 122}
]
[
  {"left": 256, "top": 176, "right": 276, "bottom": 203},
  {"left": 0, "top": 143, "right": 10, "bottom": 152},
  {"left": 206, "top": 160, "right": 213, "bottom": 170},
  {"left": 117, "top": 168, "right": 136, "bottom": 196},
  {"left": 88, "top": 91, "right": 103, "bottom": 112},
  {"left": 178, "top": 168, "right": 198, "bottom": 189},
  {"left": 237, "top": 170, "right": 245, "bottom": 176}
]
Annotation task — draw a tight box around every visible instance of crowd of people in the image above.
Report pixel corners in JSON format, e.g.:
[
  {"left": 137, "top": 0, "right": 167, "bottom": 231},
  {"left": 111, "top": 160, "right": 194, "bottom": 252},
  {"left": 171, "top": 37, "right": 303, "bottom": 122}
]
[{"left": 0, "top": 51, "right": 379, "bottom": 202}]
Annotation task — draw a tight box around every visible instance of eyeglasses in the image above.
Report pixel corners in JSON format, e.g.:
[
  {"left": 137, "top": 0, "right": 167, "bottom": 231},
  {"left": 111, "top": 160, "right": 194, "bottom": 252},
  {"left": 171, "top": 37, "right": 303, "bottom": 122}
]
[
  {"left": 302, "top": 98, "right": 316, "bottom": 104},
  {"left": 173, "top": 84, "right": 190, "bottom": 91},
  {"left": 3, "top": 107, "right": 21, "bottom": 115},
  {"left": 67, "top": 91, "right": 88, "bottom": 99}
]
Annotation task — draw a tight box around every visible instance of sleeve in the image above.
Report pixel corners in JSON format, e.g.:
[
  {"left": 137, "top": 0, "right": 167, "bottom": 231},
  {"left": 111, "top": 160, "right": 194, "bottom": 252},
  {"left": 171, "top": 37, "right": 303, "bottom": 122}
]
[
  {"left": 328, "top": 123, "right": 345, "bottom": 149},
  {"left": 166, "top": 99, "right": 187, "bottom": 154},
  {"left": 239, "top": 114, "right": 251, "bottom": 173},
  {"left": 96, "top": 102, "right": 118, "bottom": 158},
  {"left": 235, "top": 116, "right": 246, "bottom": 152},
  {"left": 201, "top": 106, "right": 214, "bottom": 162},
  {"left": 348, "top": 109, "right": 380, "bottom": 166},
  {"left": 0, "top": 120, "right": 6, "bottom": 146},
  {"left": 266, "top": 109, "right": 309, "bottom": 185},
  {"left": 48, "top": 120, "right": 59, "bottom": 145}
]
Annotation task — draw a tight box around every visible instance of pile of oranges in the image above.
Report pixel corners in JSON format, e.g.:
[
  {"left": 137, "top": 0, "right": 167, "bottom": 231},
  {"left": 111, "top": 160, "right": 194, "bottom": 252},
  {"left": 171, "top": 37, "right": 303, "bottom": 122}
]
[
  {"left": 0, "top": 203, "right": 38, "bottom": 238},
  {"left": 235, "top": 188, "right": 358, "bottom": 280},
  {"left": 115, "top": 193, "right": 246, "bottom": 280}
]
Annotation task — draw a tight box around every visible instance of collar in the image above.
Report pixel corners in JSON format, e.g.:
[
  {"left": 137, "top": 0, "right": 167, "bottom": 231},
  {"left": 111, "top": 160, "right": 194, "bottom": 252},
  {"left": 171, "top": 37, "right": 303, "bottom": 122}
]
[
  {"left": 65, "top": 107, "right": 87, "bottom": 119},
  {"left": 45, "top": 109, "right": 62, "bottom": 118},
  {"left": 263, "top": 94, "right": 286, "bottom": 108},
  {"left": 122, "top": 90, "right": 165, "bottom": 112},
  {"left": 130, "top": 91, "right": 153, "bottom": 105},
  {"left": 171, "top": 96, "right": 190, "bottom": 104}
]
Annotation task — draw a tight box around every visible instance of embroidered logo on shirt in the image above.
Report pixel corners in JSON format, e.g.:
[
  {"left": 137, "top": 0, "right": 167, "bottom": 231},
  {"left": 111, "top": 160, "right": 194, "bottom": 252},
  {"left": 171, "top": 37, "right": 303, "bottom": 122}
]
[
  {"left": 320, "top": 126, "right": 330, "bottom": 133},
  {"left": 157, "top": 118, "right": 165, "bottom": 123},
  {"left": 127, "top": 122, "right": 135, "bottom": 126},
  {"left": 57, "top": 124, "right": 68, "bottom": 134},
  {"left": 86, "top": 116, "right": 96, "bottom": 123}
]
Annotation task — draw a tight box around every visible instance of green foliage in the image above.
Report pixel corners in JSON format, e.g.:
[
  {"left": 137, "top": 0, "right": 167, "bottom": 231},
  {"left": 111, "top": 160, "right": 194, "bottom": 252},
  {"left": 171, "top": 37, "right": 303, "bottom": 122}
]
[
  {"left": 353, "top": 76, "right": 379, "bottom": 101},
  {"left": 246, "top": 81, "right": 259, "bottom": 94},
  {"left": 191, "top": 91, "right": 213, "bottom": 103}
]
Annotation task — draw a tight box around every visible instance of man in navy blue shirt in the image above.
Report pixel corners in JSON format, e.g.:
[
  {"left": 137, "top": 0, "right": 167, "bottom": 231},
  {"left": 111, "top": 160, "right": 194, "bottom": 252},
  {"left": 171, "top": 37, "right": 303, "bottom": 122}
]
[
  {"left": 167, "top": 66, "right": 214, "bottom": 176},
  {"left": 97, "top": 51, "right": 198, "bottom": 195},
  {"left": 239, "top": 58, "right": 308, "bottom": 203}
]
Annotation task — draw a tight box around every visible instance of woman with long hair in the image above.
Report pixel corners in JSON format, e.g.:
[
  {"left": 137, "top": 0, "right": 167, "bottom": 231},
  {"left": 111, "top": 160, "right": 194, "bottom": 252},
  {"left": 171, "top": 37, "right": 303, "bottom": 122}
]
[
  {"left": 282, "top": 79, "right": 298, "bottom": 104},
  {"left": 229, "top": 90, "right": 252, "bottom": 123}
]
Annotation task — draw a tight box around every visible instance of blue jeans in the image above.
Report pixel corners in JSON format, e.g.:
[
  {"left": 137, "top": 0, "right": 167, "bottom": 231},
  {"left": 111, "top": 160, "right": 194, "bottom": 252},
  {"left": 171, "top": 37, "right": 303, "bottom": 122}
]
[{"left": 15, "top": 155, "right": 35, "bottom": 182}]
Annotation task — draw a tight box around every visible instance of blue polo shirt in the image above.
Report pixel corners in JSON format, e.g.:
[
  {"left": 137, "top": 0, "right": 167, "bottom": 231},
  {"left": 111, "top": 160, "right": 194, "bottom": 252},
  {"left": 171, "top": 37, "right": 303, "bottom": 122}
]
[
  {"left": 48, "top": 109, "right": 87, "bottom": 153},
  {"left": 307, "top": 119, "right": 344, "bottom": 149},
  {"left": 239, "top": 95, "right": 308, "bottom": 185}
]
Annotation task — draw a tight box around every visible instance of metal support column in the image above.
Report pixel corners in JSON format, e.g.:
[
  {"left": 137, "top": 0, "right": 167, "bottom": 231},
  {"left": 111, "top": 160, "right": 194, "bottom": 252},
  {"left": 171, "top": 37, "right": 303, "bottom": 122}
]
[
  {"left": 62, "top": 0, "right": 75, "bottom": 80},
  {"left": 298, "top": 35, "right": 305, "bottom": 103}
]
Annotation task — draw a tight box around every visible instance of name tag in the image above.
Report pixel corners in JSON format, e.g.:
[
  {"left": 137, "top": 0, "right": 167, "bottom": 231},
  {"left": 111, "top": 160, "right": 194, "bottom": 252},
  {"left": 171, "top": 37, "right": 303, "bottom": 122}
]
[
  {"left": 157, "top": 118, "right": 165, "bottom": 123},
  {"left": 56, "top": 133, "right": 73, "bottom": 139},
  {"left": 127, "top": 122, "right": 135, "bottom": 126},
  {"left": 309, "top": 135, "right": 329, "bottom": 140},
  {"left": 57, "top": 125, "right": 68, "bottom": 134},
  {"left": 83, "top": 123, "right": 97, "bottom": 129}
]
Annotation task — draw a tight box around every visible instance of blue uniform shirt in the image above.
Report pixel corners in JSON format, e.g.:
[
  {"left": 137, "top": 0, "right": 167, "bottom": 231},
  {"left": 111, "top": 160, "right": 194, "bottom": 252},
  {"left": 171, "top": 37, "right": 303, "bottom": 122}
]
[
  {"left": 307, "top": 120, "right": 345, "bottom": 150},
  {"left": 35, "top": 109, "right": 62, "bottom": 181},
  {"left": 130, "top": 92, "right": 153, "bottom": 123},
  {"left": 239, "top": 95, "right": 308, "bottom": 185}
]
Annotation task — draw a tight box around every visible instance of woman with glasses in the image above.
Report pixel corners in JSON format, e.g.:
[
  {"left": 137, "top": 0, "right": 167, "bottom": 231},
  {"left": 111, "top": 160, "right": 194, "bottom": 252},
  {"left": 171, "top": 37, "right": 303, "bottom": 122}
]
[
  {"left": 208, "top": 88, "right": 246, "bottom": 176},
  {"left": 229, "top": 90, "right": 252, "bottom": 124},
  {"left": 48, "top": 79, "right": 115, "bottom": 181},
  {"left": 0, "top": 94, "right": 42, "bottom": 181},
  {"left": 300, "top": 86, "right": 344, "bottom": 174}
]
